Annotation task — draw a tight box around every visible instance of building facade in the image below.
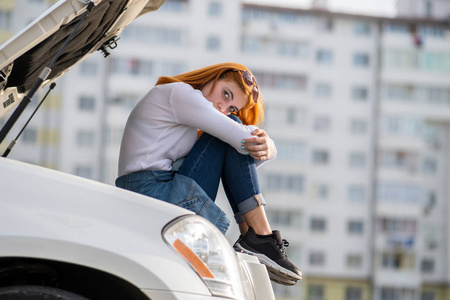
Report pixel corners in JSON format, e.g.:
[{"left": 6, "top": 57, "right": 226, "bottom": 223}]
[{"left": 1, "top": 1, "right": 450, "bottom": 300}]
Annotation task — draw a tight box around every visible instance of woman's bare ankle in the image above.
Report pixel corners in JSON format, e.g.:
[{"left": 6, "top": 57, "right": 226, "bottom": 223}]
[{"left": 243, "top": 206, "right": 272, "bottom": 235}]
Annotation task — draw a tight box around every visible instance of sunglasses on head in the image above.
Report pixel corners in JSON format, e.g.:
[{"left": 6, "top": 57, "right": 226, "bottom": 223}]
[{"left": 234, "top": 69, "right": 259, "bottom": 103}]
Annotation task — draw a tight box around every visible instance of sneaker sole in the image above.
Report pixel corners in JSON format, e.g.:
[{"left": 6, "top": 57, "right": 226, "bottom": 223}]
[
  {"left": 234, "top": 243, "right": 302, "bottom": 281},
  {"left": 268, "top": 272, "right": 298, "bottom": 286}
]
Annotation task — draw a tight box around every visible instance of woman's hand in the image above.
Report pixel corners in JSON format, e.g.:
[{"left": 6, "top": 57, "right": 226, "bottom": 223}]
[{"left": 242, "top": 128, "right": 275, "bottom": 160}]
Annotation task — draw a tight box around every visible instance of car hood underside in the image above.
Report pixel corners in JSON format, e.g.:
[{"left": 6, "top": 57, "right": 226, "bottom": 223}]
[{"left": 6, "top": 0, "right": 128, "bottom": 94}]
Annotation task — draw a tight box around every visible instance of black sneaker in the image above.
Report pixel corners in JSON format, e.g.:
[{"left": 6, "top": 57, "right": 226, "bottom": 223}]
[{"left": 233, "top": 227, "right": 302, "bottom": 285}]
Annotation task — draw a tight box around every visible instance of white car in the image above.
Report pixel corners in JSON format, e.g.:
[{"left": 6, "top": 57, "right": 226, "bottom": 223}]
[{"left": 0, "top": 1, "right": 275, "bottom": 299}]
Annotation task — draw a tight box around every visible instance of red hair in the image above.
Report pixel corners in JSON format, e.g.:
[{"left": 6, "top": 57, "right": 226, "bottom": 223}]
[{"left": 156, "top": 62, "right": 264, "bottom": 126}]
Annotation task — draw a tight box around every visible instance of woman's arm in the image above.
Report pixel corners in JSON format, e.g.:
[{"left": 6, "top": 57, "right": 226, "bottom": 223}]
[{"left": 169, "top": 83, "right": 267, "bottom": 157}]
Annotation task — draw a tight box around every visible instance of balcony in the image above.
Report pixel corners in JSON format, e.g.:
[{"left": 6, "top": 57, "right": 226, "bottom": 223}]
[
  {"left": 375, "top": 232, "right": 416, "bottom": 252},
  {"left": 374, "top": 268, "right": 421, "bottom": 287},
  {"left": 373, "top": 250, "right": 420, "bottom": 287}
]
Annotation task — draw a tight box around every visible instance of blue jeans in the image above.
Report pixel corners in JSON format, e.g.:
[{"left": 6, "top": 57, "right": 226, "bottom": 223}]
[
  {"left": 116, "top": 115, "right": 265, "bottom": 233},
  {"left": 116, "top": 170, "right": 231, "bottom": 233},
  {"left": 178, "top": 114, "right": 266, "bottom": 224}
]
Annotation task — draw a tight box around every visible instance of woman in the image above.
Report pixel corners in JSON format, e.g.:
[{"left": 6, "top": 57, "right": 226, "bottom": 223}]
[{"left": 116, "top": 62, "right": 301, "bottom": 285}]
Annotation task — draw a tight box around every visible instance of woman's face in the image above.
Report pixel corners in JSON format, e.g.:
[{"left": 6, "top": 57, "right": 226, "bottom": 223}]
[{"left": 201, "top": 79, "right": 248, "bottom": 115}]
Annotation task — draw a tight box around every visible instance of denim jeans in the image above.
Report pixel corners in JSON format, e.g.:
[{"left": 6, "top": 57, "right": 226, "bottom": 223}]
[
  {"left": 115, "top": 170, "right": 231, "bottom": 233},
  {"left": 116, "top": 115, "right": 265, "bottom": 234},
  {"left": 178, "top": 114, "right": 266, "bottom": 224}
]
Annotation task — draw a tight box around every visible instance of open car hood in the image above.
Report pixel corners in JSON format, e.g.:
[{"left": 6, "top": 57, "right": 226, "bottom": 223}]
[{"left": 0, "top": 0, "right": 165, "bottom": 119}]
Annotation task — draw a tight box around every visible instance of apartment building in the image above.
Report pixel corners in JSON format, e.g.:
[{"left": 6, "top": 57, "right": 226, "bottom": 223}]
[{"left": 1, "top": 1, "right": 449, "bottom": 300}]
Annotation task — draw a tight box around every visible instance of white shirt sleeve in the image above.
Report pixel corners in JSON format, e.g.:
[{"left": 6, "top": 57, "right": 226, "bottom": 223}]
[{"left": 169, "top": 83, "right": 276, "bottom": 166}]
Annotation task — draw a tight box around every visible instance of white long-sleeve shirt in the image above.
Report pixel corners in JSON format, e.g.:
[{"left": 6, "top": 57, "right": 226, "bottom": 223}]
[{"left": 118, "top": 82, "right": 275, "bottom": 176}]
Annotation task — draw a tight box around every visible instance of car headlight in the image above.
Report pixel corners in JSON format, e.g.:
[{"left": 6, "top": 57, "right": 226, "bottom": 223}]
[{"left": 162, "top": 215, "right": 246, "bottom": 299}]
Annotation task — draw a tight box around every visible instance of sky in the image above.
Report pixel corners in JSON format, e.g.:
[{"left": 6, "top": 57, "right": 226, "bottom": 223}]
[
  {"left": 327, "top": 0, "right": 397, "bottom": 16},
  {"left": 247, "top": 0, "right": 398, "bottom": 17}
]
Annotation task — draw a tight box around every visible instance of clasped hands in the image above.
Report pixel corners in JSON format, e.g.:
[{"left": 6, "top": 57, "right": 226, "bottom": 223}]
[{"left": 241, "top": 128, "right": 275, "bottom": 161}]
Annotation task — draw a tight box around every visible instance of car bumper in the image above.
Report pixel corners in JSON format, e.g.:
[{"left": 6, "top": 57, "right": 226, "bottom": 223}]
[{"left": 141, "top": 253, "right": 275, "bottom": 300}]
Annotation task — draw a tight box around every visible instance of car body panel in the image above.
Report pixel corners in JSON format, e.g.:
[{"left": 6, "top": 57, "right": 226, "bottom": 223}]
[
  {"left": 0, "top": 157, "right": 211, "bottom": 295},
  {"left": 0, "top": 157, "right": 276, "bottom": 299}
]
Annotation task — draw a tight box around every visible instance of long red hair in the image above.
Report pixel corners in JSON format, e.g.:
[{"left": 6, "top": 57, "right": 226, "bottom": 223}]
[{"left": 156, "top": 62, "right": 264, "bottom": 126}]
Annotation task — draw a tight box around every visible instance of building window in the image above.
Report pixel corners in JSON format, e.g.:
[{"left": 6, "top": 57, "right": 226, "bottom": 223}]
[
  {"left": 381, "top": 288, "right": 416, "bottom": 300},
  {"left": 314, "top": 116, "right": 331, "bottom": 132},
  {"left": 312, "top": 149, "right": 329, "bottom": 165},
  {"left": 354, "top": 21, "right": 371, "bottom": 36},
  {"left": 350, "top": 119, "right": 367, "bottom": 135},
  {"left": 280, "top": 11, "right": 307, "bottom": 24},
  {"left": 274, "top": 140, "right": 307, "bottom": 161},
  {"left": 275, "top": 74, "right": 306, "bottom": 90},
  {"left": 242, "top": 6, "right": 313, "bottom": 25},
  {"left": 252, "top": 71, "right": 307, "bottom": 91},
  {"left": 308, "top": 285, "right": 324, "bottom": 300},
  {"left": 384, "top": 84, "right": 415, "bottom": 101},
  {"left": 75, "top": 165, "right": 93, "bottom": 179},
  {"left": 159, "top": 0, "right": 188, "bottom": 13},
  {"left": 382, "top": 252, "right": 415, "bottom": 270},
  {"left": 315, "top": 82, "right": 332, "bottom": 98},
  {"left": 379, "top": 150, "right": 418, "bottom": 173},
  {"left": 352, "top": 86, "right": 368, "bottom": 101},
  {"left": 206, "top": 36, "right": 221, "bottom": 51},
  {"left": 76, "top": 130, "right": 95, "bottom": 147},
  {"left": 78, "top": 96, "right": 96, "bottom": 111},
  {"left": 384, "top": 22, "right": 409, "bottom": 34},
  {"left": 241, "top": 37, "right": 259, "bottom": 53},
  {"left": 377, "top": 182, "right": 422, "bottom": 204},
  {"left": 241, "top": 37, "right": 309, "bottom": 58},
  {"left": 265, "top": 106, "right": 307, "bottom": 127},
  {"left": 312, "top": 183, "right": 329, "bottom": 200},
  {"left": 422, "top": 52, "right": 450, "bottom": 72},
  {"left": 353, "top": 53, "right": 370, "bottom": 67},
  {"left": 129, "top": 58, "right": 140, "bottom": 75},
  {"left": 422, "top": 157, "right": 437, "bottom": 174},
  {"left": 22, "top": 128, "right": 38, "bottom": 143},
  {"left": 421, "top": 259, "right": 434, "bottom": 273},
  {"left": 420, "top": 86, "right": 450, "bottom": 105},
  {"left": 80, "top": 61, "right": 98, "bottom": 76},
  {"left": 159, "top": 61, "right": 185, "bottom": 76},
  {"left": 349, "top": 152, "right": 366, "bottom": 168},
  {"left": 266, "top": 209, "right": 302, "bottom": 227},
  {"left": 422, "top": 291, "right": 435, "bottom": 300},
  {"left": 316, "top": 17, "right": 333, "bottom": 32},
  {"left": 377, "top": 217, "right": 417, "bottom": 234},
  {"left": 346, "top": 287, "right": 362, "bottom": 300},
  {"left": 348, "top": 185, "right": 365, "bottom": 202},
  {"left": 316, "top": 49, "right": 333, "bottom": 65},
  {"left": 419, "top": 25, "right": 444, "bottom": 39},
  {"left": 424, "top": 192, "right": 436, "bottom": 215},
  {"left": 348, "top": 220, "right": 364, "bottom": 235},
  {"left": 286, "top": 107, "right": 297, "bottom": 125},
  {"left": 122, "top": 25, "right": 183, "bottom": 46},
  {"left": 110, "top": 58, "right": 153, "bottom": 77},
  {"left": 111, "top": 94, "right": 141, "bottom": 109},
  {"left": 309, "top": 252, "right": 325, "bottom": 267},
  {"left": 346, "top": 254, "right": 363, "bottom": 269},
  {"left": 384, "top": 49, "right": 418, "bottom": 69},
  {"left": 208, "top": 1, "right": 222, "bottom": 17},
  {"left": 0, "top": 10, "right": 12, "bottom": 29},
  {"left": 379, "top": 115, "right": 425, "bottom": 137},
  {"left": 266, "top": 174, "right": 305, "bottom": 193},
  {"left": 276, "top": 40, "right": 309, "bottom": 58},
  {"left": 310, "top": 217, "right": 326, "bottom": 232}
]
